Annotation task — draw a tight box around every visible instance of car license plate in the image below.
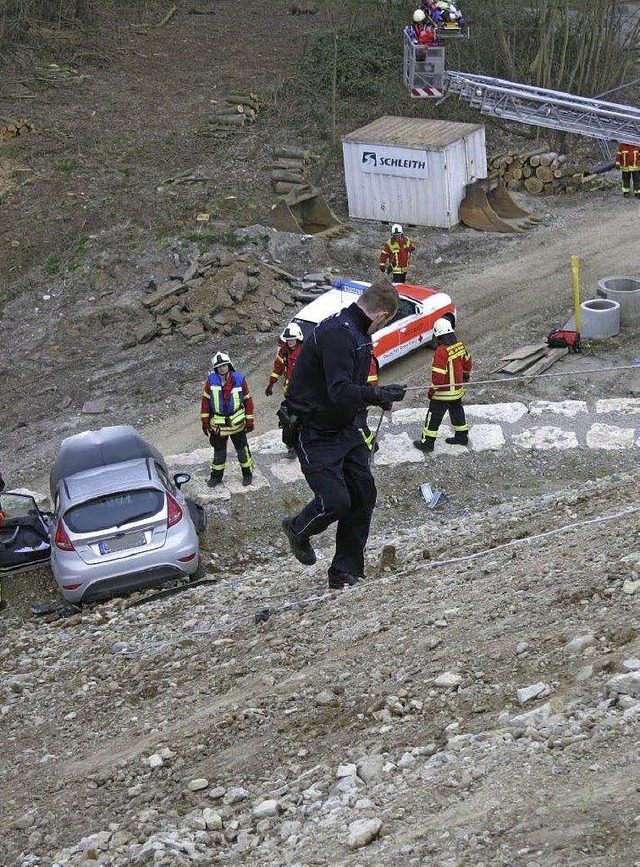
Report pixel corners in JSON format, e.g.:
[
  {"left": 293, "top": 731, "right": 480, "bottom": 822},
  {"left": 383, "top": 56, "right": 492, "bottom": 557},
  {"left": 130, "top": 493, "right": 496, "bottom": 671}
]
[{"left": 98, "top": 534, "right": 146, "bottom": 555}]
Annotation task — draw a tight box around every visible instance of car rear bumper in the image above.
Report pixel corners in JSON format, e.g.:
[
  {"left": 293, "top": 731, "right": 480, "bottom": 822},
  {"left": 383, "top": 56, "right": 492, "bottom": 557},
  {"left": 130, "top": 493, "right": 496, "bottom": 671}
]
[{"left": 68, "top": 562, "right": 197, "bottom": 603}]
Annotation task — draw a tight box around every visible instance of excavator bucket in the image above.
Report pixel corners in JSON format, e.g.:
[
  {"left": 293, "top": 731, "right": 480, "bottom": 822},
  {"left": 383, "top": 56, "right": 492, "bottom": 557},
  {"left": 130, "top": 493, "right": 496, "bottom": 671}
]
[
  {"left": 270, "top": 185, "right": 349, "bottom": 238},
  {"left": 459, "top": 177, "right": 537, "bottom": 232}
]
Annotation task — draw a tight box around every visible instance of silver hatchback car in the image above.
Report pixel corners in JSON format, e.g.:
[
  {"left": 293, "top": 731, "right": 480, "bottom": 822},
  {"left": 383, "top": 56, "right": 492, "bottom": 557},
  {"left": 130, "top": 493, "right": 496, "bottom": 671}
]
[{"left": 49, "top": 426, "right": 206, "bottom": 604}]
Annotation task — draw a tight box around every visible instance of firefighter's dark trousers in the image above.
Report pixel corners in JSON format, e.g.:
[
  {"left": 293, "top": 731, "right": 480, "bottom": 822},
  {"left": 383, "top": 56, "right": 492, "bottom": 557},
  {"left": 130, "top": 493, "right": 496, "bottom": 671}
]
[
  {"left": 420, "top": 398, "right": 468, "bottom": 442},
  {"left": 291, "top": 425, "right": 376, "bottom": 579},
  {"left": 621, "top": 168, "right": 640, "bottom": 196},
  {"left": 209, "top": 430, "right": 253, "bottom": 480}
]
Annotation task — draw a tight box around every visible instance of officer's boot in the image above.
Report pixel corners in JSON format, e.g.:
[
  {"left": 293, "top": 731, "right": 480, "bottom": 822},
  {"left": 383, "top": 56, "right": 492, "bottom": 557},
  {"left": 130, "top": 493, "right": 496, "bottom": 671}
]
[
  {"left": 207, "top": 471, "right": 224, "bottom": 488},
  {"left": 413, "top": 438, "right": 435, "bottom": 452}
]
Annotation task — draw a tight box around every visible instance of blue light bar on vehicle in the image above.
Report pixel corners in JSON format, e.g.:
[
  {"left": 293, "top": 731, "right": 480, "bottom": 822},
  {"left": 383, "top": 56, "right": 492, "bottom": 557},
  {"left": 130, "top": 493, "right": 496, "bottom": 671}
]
[{"left": 331, "top": 280, "right": 371, "bottom": 294}]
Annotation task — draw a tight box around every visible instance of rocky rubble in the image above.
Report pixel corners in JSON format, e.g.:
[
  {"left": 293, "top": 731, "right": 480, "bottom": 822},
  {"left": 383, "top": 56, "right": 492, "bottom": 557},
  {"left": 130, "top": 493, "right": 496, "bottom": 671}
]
[
  {"left": 130, "top": 249, "right": 336, "bottom": 348},
  {"left": 1, "top": 469, "right": 639, "bottom": 866}
]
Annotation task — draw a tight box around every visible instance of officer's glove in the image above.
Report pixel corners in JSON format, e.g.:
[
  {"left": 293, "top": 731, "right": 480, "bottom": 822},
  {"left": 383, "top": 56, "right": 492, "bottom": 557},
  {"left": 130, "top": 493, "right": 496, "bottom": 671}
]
[
  {"left": 463, "top": 372, "right": 470, "bottom": 382},
  {"left": 265, "top": 383, "right": 273, "bottom": 397},
  {"left": 371, "top": 384, "right": 407, "bottom": 411},
  {"left": 201, "top": 423, "right": 211, "bottom": 437},
  {"left": 245, "top": 420, "right": 254, "bottom": 433},
  {"left": 379, "top": 266, "right": 386, "bottom": 273}
]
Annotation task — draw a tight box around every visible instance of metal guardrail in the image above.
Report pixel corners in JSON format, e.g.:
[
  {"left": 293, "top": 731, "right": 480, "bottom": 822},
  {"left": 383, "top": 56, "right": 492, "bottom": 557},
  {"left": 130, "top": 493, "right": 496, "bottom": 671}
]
[{"left": 445, "top": 71, "right": 640, "bottom": 146}]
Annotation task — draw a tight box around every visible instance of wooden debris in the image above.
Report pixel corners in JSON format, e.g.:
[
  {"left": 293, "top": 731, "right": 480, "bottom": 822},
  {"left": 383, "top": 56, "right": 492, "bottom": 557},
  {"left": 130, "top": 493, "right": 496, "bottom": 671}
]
[
  {"left": 523, "top": 347, "right": 569, "bottom": 381},
  {"left": 1, "top": 118, "right": 35, "bottom": 143},
  {"left": 158, "top": 4, "right": 177, "bottom": 26},
  {"left": 493, "top": 342, "right": 569, "bottom": 378}
]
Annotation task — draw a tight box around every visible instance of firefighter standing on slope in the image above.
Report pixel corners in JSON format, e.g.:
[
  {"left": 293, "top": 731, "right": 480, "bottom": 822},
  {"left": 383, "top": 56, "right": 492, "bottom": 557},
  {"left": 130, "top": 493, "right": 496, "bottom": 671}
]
[
  {"left": 379, "top": 224, "right": 416, "bottom": 283},
  {"left": 265, "top": 322, "right": 305, "bottom": 459},
  {"left": 200, "top": 351, "right": 255, "bottom": 487},
  {"left": 614, "top": 141, "right": 640, "bottom": 198},
  {"left": 414, "top": 317, "right": 472, "bottom": 451}
]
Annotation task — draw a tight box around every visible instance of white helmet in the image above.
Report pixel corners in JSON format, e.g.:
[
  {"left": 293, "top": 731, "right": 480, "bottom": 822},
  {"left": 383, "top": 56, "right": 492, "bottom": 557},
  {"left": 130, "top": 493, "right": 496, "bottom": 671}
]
[
  {"left": 433, "top": 317, "right": 455, "bottom": 338},
  {"left": 281, "top": 322, "right": 304, "bottom": 342},
  {"left": 391, "top": 223, "right": 403, "bottom": 235},
  {"left": 413, "top": 8, "right": 426, "bottom": 22},
  {"left": 211, "top": 351, "right": 234, "bottom": 371}
]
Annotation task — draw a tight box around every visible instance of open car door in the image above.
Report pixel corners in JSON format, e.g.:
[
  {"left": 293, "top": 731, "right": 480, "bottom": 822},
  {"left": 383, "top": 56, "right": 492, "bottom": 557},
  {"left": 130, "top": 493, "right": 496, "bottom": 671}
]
[{"left": 0, "top": 493, "right": 53, "bottom": 574}]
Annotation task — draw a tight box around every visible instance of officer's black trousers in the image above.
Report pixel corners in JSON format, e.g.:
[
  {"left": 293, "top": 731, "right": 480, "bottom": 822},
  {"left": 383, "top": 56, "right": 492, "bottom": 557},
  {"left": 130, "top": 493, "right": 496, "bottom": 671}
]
[{"left": 291, "top": 425, "right": 376, "bottom": 578}]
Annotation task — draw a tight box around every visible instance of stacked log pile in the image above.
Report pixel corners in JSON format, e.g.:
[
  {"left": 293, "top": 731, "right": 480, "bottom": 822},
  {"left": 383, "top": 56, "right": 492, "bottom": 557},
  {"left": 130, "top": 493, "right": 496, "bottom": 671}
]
[
  {"left": 1, "top": 118, "right": 35, "bottom": 143},
  {"left": 488, "top": 148, "right": 614, "bottom": 195},
  {"left": 128, "top": 254, "right": 336, "bottom": 348},
  {"left": 267, "top": 145, "right": 314, "bottom": 196},
  {"left": 488, "top": 149, "right": 567, "bottom": 194},
  {"left": 204, "top": 93, "right": 261, "bottom": 136}
]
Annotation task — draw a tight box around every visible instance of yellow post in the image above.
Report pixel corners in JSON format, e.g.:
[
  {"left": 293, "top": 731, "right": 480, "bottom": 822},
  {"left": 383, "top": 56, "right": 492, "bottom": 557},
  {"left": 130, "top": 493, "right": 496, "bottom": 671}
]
[{"left": 571, "top": 255, "right": 581, "bottom": 331}]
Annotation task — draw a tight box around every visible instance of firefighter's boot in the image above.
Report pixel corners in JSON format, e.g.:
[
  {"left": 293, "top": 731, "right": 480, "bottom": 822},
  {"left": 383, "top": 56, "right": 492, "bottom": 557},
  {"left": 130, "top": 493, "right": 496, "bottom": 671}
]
[
  {"left": 242, "top": 468, "right": 253, "bottom": 487},
  {"left": 413, "top": 438, "right": 434, "bottom": 452},
  {"left": 445, "top": 433, "right": 469, "bottom": 446},
  {"left": 207, "top": 471, "right": 223, "bottom": 488}
]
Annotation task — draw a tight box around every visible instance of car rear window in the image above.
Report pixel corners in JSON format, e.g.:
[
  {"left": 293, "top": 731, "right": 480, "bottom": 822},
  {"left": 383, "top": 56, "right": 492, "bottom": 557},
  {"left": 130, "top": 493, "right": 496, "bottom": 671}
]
[{"left": 64, "top": 489, "right": 165, "bottom": 533}]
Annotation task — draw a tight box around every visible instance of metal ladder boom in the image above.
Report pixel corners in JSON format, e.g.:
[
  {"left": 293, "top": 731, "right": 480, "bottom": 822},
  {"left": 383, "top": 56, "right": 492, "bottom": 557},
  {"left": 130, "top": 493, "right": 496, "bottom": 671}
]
[{"left": 445, "top": 71, "right": 640, "bottom": 146}]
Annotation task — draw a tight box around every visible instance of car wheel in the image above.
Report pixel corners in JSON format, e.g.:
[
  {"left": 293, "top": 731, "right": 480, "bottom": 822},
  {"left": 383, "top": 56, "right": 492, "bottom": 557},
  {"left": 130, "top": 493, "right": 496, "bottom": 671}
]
[{"left": 193, "top": 554, "right": 206, "bottom": 581}]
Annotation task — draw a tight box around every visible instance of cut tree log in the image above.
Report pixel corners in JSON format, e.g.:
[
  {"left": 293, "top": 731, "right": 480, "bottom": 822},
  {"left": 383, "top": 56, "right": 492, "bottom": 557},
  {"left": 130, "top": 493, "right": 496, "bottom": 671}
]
[
  {"left": 274, "top": 145, "right": 312, "bottom": 161},
  {"left": 269, "top": 158, "right": 307, "bottom": 171},
  {"left": 273, "top": 181, "right": 308, "bottom": 195},
  {"left": 270, "top": 170, "right": 307, "bottom": 184},
  {"left": 536, "top": 166, "right": 554, "bottom": 183},
  {"left": 524, "top": 176, "right": 544, "bottom": 194}
]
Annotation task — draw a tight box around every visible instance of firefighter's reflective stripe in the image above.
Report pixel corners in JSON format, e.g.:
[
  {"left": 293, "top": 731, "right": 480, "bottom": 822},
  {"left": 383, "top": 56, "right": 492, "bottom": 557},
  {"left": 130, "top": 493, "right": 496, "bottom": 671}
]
[
  {"left": 208, "top": 371, "right": 246, "bottom": 434},
  {"left": 432, "top": 342, "right": 467, "bottom": 401},
  {"left": 359, "top": 426, "right": 376, "bottom": 450}
]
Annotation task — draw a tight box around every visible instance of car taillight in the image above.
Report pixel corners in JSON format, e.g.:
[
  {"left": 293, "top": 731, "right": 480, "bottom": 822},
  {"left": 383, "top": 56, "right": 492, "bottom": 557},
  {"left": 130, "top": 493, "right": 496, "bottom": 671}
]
[
  {"left": 166, "top": 493, "right": 183, "bottom": 527},
  {"left": 54, "top": 520, "right": 75, "bottom": 551},
  {"left": 178, "top": 552, "right": 196, "bottom": 562}
]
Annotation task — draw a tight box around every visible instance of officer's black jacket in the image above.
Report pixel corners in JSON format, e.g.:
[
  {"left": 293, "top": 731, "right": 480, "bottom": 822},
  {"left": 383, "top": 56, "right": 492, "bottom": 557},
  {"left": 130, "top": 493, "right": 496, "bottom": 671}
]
[{"left": 285, "top": 303, "right": 378, "bottom": 431}]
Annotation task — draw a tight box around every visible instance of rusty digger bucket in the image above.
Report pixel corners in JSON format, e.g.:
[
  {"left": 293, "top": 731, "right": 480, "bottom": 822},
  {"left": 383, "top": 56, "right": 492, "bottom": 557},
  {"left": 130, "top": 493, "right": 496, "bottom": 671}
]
[
  {"left": 270, "top": 185, "right": 349, "bottom": 238},
  {"left": 459, "top": 177, "right": 540, "bottom": 233}
]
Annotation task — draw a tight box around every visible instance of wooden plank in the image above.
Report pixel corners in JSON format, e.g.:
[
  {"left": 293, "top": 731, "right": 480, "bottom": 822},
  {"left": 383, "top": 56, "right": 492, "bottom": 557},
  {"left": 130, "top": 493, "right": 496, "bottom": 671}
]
[
  {"left": 501, "top": 348, "right": 549, "bottom": 373},
  {"left": 501, "top": 343, "right": 547, "bottom": 361},
  {"left": 523, "top": 347, "right": 568, "bottom": 380}
]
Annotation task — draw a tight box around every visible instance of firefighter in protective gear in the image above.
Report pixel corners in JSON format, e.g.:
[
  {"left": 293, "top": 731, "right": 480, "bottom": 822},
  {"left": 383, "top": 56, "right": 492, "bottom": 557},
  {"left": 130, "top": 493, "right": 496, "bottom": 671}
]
[
  {"left": 265, "top": 323, "right": 305, "bottom": 459},
  {"left": 614, "top": 142, "right": 640, "bottom": 198},
  {"left": 409, "top": 8, "right": 440, "bottom": 45},
  {"left": 414, "top": 317, "right": 472, "bottom": 452},
  {"left": 200, "top": 352, "right": 255, "bottom": 487},
  {"left": 265, "top": 323, "right": 304, "bottom": 397},
  {"left": 379, "top": 225, "right": 416, "bottom": 283}
]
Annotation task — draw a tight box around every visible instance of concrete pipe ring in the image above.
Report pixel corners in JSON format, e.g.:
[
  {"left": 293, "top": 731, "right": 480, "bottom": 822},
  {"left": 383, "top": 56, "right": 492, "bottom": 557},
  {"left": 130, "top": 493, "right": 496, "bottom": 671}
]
[
  {"left": 580, "top": 298, "right": 621, "bottom": 339},
  {"left": 596, "top": 276, "right": 640, "bottom": 327}
]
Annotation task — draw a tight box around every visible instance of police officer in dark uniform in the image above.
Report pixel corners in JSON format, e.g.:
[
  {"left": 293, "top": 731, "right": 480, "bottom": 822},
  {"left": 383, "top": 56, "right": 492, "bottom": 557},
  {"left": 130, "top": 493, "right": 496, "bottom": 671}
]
[{"left": 280, "top": 278, "right": 407, "bottom": 590}]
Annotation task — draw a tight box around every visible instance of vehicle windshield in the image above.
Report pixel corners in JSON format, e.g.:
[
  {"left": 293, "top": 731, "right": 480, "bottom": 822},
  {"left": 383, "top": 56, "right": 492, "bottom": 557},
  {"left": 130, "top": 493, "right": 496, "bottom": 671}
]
[{"left": 64, "top": 489, "right": 164, "bottom": 533}]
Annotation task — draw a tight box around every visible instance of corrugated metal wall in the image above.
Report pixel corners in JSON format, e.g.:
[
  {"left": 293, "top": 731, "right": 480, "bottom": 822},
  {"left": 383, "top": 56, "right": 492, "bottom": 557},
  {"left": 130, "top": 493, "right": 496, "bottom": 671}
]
[{"left": 342, "top": 120, "right": 487, "bottom": 229}]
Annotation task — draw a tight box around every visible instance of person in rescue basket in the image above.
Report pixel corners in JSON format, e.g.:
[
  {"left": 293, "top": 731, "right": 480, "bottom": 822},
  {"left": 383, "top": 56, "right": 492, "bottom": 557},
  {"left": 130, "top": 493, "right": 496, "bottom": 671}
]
[
  {"left": 280, "top": 277, "right": 407, "bottom": 590},
  {"left": 614, "top": 141, "right": 640, "bottom": 198},
  {"left": 200, "top": 352, "right": 255, "bottom": 487},
  {"left": 413, "top": 317, "right": 472, "bottom": 451},
  {"left": 265, "top": 322, "right": 305, "bottom": 458},
  {"left": 379, "top": 224, "right": 416, "bottom": 283}
]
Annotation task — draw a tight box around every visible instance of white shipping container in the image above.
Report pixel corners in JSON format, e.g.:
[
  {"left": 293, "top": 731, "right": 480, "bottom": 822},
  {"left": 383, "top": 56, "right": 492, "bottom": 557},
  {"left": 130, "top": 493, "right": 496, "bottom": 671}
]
[{"left": 342, "top": 116, "right": 487, "bottom": 229}]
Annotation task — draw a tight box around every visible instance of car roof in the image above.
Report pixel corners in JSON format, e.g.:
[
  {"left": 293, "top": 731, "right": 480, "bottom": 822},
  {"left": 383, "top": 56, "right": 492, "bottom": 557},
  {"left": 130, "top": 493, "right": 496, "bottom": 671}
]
[
  {"left": 59, "top": 458, "right": 160, "bottom": 507},
  {"left": 294, "top": 280, "right": 447, "bottom": 325},
  {"left": 50, "top": 425, "right": 166, "bottom": 497}
]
